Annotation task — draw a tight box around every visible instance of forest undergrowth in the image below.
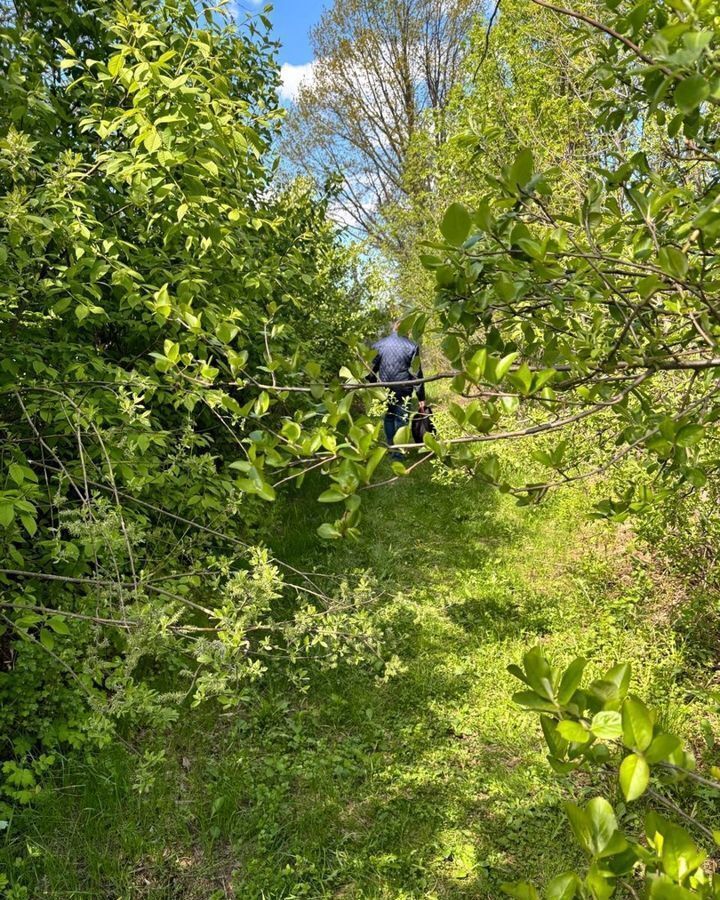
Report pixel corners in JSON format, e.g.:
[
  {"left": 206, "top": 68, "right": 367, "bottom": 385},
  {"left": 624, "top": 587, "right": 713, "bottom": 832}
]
[{"left": 2, "top": 449, "right": 714, "bottom": 899}]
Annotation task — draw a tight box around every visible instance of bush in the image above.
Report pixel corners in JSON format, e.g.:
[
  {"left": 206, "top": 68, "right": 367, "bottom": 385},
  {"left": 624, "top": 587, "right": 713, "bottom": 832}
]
[{"left": 505, "top": 646, "right": 720, "bottom": 898}]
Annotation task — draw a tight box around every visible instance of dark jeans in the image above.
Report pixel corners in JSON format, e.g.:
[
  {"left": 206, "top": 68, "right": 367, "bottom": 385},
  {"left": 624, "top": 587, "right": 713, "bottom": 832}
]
[{"left": 384, "top": 399, "right": 409, "bottom": 458}]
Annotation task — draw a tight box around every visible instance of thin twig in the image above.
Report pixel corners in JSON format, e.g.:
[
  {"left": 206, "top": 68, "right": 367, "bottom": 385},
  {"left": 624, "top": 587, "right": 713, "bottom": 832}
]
[
  {"left": 528, "top": 0, "right": 674, "bottom": 77},
  {"left": 647, "top": 787, "right": 716, "bottom": 843},
  {"left": 472, "top": 0, "right": 502, "bottom": 80},
  {"left": 0, "top": 569, "right": 216, "bottom": 618}
]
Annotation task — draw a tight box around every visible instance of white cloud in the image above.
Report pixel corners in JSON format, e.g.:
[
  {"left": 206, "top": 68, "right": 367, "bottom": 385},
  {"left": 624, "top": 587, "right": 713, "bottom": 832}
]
[
  {"left": 226, "top": 0, "right": 264, "bottom": 24},
  {"left": 279, "top": 61, "right": 315, "bottom": 103}
]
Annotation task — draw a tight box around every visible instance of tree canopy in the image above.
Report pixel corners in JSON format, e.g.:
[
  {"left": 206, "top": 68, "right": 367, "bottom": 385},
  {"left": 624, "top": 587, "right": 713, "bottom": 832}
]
[
  {"left": 416, "top": 0, "right": 720, "bottom": 514},
  {"left": 283, "top": 0, "right": 479, "bottom": 247}
]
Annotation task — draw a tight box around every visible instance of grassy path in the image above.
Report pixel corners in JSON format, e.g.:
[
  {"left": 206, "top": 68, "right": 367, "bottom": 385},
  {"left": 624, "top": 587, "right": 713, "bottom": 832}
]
[
  {"left": 4, "top": 465, "right": 702, "bottom": 898},
  {"left": 254, "top": 466, "right": 690, "bottom": 898}
]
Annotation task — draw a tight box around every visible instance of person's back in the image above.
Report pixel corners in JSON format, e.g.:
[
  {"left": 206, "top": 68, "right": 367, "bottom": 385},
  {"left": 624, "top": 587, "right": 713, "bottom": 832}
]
[
  {"left": 371, "top": 332, "right": 423, "bottom": 400},
  {"left": 371, "top": 326, "right": 425, "bottom": 455}
]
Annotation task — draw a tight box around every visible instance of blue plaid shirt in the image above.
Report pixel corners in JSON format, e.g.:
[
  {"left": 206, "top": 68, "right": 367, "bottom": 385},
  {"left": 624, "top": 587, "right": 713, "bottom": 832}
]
[{"left": 370, "top": 332, "right": 425, "bottom": 402}]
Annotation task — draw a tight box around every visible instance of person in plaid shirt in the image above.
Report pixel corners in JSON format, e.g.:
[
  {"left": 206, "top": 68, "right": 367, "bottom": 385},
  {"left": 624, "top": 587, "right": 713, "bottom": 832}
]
[{"left": 370, "top": 323, "right": 426, "bottom": 457}]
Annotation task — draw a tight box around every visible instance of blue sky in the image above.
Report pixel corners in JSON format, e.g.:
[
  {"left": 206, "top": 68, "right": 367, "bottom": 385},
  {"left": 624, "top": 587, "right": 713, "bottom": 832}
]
[
  {"left": 235, "top": 1, "right": 327, "bottom": 99},
  {"left": 268, "top": 1, "right": 327, "bottom": 64}
]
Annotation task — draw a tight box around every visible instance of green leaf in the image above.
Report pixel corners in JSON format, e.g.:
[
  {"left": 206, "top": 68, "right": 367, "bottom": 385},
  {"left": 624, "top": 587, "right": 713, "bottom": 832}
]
[
  {"left": 558, "top": 657, "right": 587, "bottom": 705},
  {"left": 509, "top": 362, "right": 533, "bottom": 394},
  {"left": 440, "top": 203, "right": 472, "bottom": 246},
  {"left": 0, "top": 503, "right": 14, "bottom": 527},
  {"left": 522, "top": 645, "right": 555, "bottom": 699},
  {"left": 281, "top": 421, "right": 302, "bottom": 442},
  {"left": 603, "top": 662, "right": 631, "bottom": 697},
  {"left": 216, "top": 322, "right": 239, "bottom": 344},
  {"left": 255, "top": 481, "right": 276, "bottom": 502},
  {"left": 423, "top": 433, "right": 444, "bottom": 457},
  {"left": 585, "top": 797, "right": 620, "bottom": 856},
  {"left": 495, "top": 352, "right": 519, "bottom": 382},
  {"left": 648, "top": 880, "right": 697, "bottom": 900},
  {"left": 507, "top": 663, "right": 529, "bottom": 685},
  {"left": 674, "top": 424, "right": 704, "bottom": 447},
  {"left": 590, "top": 662, "right": 631, "bottom": 706},
  {"left": 619, "top": 753, "right": 650, "bottom": 801},
  {"left": 435, "top": 265, "right": 456, "bottom": 288},
  {"left": 546, "top": 873, "right": 580, "bottom": 900},
  {"left": 107, "top": 53, "right": 124, "bottom": 77},
  {"left": 317, "top": 522, "right": 342, "bottom": 540},
  {"left": 591, "top": 710, "right": 622, "bottom": 740},
  {"left": 8, "top": 463, "right": 24, "bottom": 486},
  {"left": 254, "top": 391, "right": 270, "bottom": 416},
  {"left": 674, "top": 74, "right": 710, "bottom": 114},
  {"left": 584, "top": 864, "right": 615, "bottom": 900},
  {"left": 645, "top": 733, "right": 681, "bottom": 765},
  {"left": 495, "top": 274, "right": 519, "bottom": 301},
  {"left": 565, "top": 802, "right": 592, "bottom": 854},
  {"left": 622, "top": 696, "right": 654, "bottom": 751},
  {"left": 442, "top": 333, "right": 460, "bottom": 362},
  {"left": 420, "top": 253, "right": 443, "bottom": 269},
  {"left": 48, "top": 616, "right": 70, "bottom": 636},
  {"left": 557, "top": 720, "right": 591, "bottom": 744},
  {"left": 540, "top": 715, "right": 567, "bottom": 757},
  {"left": 512, "top": 690, "right": 557, "bottom": 713},
  {"left": 153, "top": 283, "right": 172, "bottom": 319},
  {"left": 365, "top": 447, "right": 386, "bottom": 480},
  {"left": 318, "top": 488, "right": 346, "bottom": 503},
  {"left": 516, "top": 238, "right": 543, "bottom": 260},
  {"left": 39, "top": 629, "right": 55, "bottom": 652},
  {"left": 636, "top": 274, "right": 665, "bottom": 298},
  {"left": 20, "top": 515, "right": 37, "bottom": 536},
  {"left": 657, "top": 246, "right": 688, "bottom": 279},
  {"left": 143, "top": 128, "right": 162, "bottom": 152},
  {"left": 475, "top": 200, "right": 493, "bottom": 231},
  {"left": 661, "top": 824, "right": 706, "bottom": 882},
  {"left": 687, "top": 467, "right": 707, "bottom": 488},
  {"left": 509, "top": 148, "right": 534, "bottom": 188},
  {"left": 467, "top": 348, "right": 487, "bottom": 379}
]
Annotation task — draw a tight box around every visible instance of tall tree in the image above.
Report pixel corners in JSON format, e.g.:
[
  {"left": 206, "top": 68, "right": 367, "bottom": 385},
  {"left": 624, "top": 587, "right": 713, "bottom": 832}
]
[
  {"left": 388, "top": 0, "right": 609, "bottom": 312},
  {"left": 283, "top": 0, "right": 479, "bottom": 249}
]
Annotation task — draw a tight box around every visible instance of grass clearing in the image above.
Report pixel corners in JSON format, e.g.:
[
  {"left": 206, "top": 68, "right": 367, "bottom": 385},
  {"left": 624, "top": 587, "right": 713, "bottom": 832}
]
[{"left": 1, "top": 458, "right": 712, "bottom": 898}]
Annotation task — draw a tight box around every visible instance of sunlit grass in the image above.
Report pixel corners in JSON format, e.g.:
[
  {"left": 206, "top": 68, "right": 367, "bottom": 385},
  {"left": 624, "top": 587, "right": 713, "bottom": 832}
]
[{"left": 1, "top": 457, "right": 710, "bottom": 898}]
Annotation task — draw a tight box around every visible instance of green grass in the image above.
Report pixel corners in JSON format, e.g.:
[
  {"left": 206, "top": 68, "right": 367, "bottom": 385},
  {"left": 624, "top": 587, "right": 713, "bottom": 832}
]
[{"left": 1, "top": 460, "right": 712, "bottom": 898}]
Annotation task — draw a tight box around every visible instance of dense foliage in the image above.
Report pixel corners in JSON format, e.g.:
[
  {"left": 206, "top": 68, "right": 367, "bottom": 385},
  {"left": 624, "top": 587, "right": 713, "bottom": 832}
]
[
  {"left": 2, "top": 0, "right": 720, "bottom": 895},
  {"left": 0, "top": 0, "right": 384, "bottom": 805},
  {"left": 410, "top": 0, "right": 720, "bottom": 513},
  {"left": 506, "top": 647, "right": 720, "bottom": 899}
]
